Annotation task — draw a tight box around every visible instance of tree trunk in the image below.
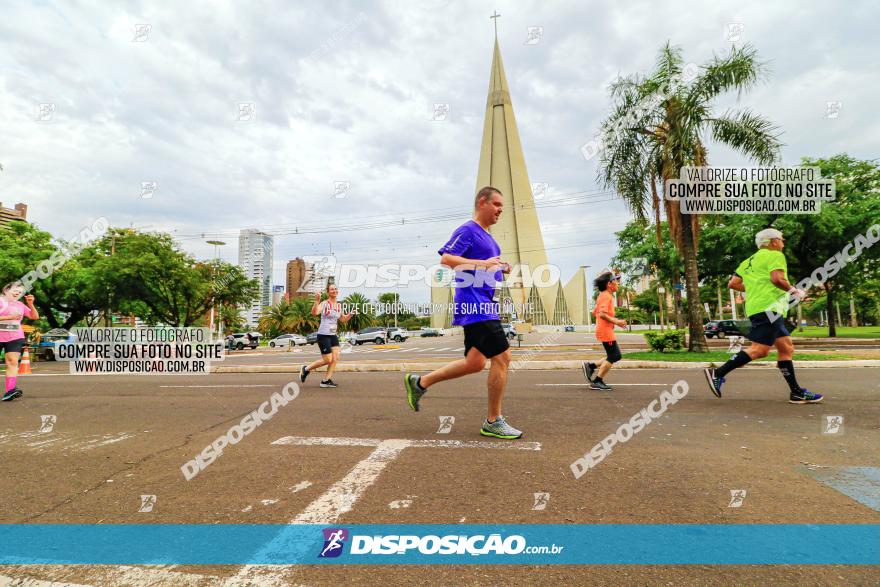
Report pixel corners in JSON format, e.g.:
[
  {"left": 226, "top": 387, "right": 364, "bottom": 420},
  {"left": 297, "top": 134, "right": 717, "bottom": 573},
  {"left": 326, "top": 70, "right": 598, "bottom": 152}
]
[
  {"left": 62, "top": 312, "right": 87, "bottom": 330},
  {"left": 826, "top": 283, "right": 837, "bottom": 337},
  {"left": 37, "top": 302, "right": 59, "bottom": 329},
  {"left": 680, "top": 214, "right": 707, "bottom": 352}
]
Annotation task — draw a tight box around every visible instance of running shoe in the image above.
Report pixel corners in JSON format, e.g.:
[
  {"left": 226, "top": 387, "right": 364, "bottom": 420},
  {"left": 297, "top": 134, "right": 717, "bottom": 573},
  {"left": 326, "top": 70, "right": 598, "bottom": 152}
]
[
  {"left": 582, "top": 362, "right": 596, "bottom": 383},
  {"left": 404, "top": 373, "right": 426, "bottom": 412},
  {"left": 704, "top": 368, "right": 725, "bottom": 398},
  {"left": 2, "top": 388, "right": 22, "bottom": 401},
  {"left": 319, "top": 379, "right": 338, "bottom": 388},
  {"left": 480, "top": 415, "right": 523, "bottom": 439},
  {"left": 299, "top": 365, "right": 309, "bottom": 383},
  {"left": 789, "top": 388, "right": 823, "bottom": 404},
  {"left": 590, "top": 380, "right": 612, "bottom": 391}
]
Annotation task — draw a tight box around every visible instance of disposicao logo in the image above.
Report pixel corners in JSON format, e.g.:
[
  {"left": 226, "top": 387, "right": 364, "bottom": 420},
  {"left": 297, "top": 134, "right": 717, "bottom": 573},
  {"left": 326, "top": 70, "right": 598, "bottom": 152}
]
[{"left": 319, "top": 528, "right": 349, "bottom": 558}]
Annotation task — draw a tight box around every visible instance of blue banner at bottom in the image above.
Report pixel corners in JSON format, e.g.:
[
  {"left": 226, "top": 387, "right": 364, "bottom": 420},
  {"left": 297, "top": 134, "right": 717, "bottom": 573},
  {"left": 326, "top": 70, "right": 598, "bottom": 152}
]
[{"left": 1, "top": 524, "right": 877, "bottom": 565}]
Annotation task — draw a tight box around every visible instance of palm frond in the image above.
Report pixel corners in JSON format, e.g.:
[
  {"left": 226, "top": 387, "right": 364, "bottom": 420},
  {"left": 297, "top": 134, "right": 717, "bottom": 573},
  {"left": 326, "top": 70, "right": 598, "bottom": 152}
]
[
  {"left": 687, "top": 43, "right": 767, "bottom": 105},
  {"left": 708, "top": 109, "right": 783, "bottom": 165}
]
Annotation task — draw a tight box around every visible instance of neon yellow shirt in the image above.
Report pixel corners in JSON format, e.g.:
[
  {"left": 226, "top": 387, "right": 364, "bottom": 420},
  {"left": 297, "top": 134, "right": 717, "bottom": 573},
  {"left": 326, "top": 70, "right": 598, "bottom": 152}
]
[{"left": 735, "top": 248, "right": 789, "bottom": 317}]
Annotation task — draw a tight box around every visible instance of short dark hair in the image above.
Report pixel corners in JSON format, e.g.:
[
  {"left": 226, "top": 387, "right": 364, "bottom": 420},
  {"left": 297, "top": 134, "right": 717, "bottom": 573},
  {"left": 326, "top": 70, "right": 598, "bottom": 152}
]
[
  {"left": 593, "top": 272, "right": 613, "bottom": 292},
  {"left": 474, "top": 186, "right": 502, "bottom": 209}
]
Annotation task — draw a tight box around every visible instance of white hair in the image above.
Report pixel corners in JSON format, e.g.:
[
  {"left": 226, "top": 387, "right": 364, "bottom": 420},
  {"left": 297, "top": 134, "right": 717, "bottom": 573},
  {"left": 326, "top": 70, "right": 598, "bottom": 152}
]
[{"left": 755, "top": 228, "right": 783, "bottom": 248}]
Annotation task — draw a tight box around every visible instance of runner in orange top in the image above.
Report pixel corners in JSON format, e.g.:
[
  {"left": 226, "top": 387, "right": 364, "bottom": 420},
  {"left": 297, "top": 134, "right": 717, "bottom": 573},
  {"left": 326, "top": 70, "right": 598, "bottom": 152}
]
[{"left": 582, "top": 272, "right": 627, "bottom": 391}]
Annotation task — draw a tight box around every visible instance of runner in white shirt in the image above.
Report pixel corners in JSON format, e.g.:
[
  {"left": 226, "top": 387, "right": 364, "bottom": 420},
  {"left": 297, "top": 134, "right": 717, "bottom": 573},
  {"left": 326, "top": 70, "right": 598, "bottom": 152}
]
[{"left": 299, "top": 284, "right": 354, "bottom": 388}]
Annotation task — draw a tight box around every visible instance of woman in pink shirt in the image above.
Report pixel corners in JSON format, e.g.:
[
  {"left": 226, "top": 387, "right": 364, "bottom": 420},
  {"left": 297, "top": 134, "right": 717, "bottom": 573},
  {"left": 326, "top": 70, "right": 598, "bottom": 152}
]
[{"left": 0, "top": 282, "right": 39, "bottom": 401}]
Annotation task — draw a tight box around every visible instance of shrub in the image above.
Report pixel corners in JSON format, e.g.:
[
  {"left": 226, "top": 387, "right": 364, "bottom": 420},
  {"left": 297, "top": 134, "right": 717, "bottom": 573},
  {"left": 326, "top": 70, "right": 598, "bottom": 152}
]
[{"left": 643, "top": 329, "right": 686, "bottom": 352}]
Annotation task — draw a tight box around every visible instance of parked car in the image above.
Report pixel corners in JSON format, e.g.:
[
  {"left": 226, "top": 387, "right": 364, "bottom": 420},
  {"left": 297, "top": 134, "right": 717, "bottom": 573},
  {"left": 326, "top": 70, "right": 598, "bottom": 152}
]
[
  {"left": 419, "top": 328, "right": 443, "bottom": 337},
  {"left": 306, "top": 332, "right": 319, "bottom": 345},
  {"left": 35, "top": 328, "right": 77, "bottom": 361},
  {"left": 705, "top": 320, "right": 751, "bottom": 338},
  {"left": 502, "top": 323, "right": 518, "bottom": 340},
  {"left": 385, "top": 327, "right": 409, "bottom": 342},
  {"left": 350, "top": 326, "right": 387, "bottom": 345},
  {"left": 230, "top": 332, "right": 261, "bottom": 350},
  {"left": 268, "top": 334, "right": 307, "bottom": 348},
  {"left": 564, "top": 325, "right": 575, "bottom": 332}
]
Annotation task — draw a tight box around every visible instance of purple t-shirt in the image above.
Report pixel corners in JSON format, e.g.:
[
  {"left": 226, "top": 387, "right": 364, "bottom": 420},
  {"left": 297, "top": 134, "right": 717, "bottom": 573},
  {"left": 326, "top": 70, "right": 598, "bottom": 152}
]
[{"left": 438, "top": 220, "right": 502, "bottom": 326}]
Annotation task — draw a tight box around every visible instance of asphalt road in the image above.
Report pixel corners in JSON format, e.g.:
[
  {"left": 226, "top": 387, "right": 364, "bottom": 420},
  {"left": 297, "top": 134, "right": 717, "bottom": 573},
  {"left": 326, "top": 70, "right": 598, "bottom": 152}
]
[
  {"left": 1, "top": 365, "right": 878, "bottom": 585},
  {"left": 215, "top": 332, "right": 880, "bottom": 366}
]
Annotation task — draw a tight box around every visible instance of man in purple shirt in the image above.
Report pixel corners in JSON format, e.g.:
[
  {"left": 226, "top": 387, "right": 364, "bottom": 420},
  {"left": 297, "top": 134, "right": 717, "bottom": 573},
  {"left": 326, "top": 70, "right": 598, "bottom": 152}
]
[{"left": 404, "top": 186, "right": 522, "bottom": 439}]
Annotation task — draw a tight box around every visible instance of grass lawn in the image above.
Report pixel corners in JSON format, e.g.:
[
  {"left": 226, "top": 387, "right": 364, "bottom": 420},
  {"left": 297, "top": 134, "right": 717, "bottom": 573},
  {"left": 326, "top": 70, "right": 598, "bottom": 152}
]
[
  {"left": 789, "top": 326, "right": 880, "bottom": 339},
  {"left": 623, "top": 350, "right": 853, "bottom": 362}
]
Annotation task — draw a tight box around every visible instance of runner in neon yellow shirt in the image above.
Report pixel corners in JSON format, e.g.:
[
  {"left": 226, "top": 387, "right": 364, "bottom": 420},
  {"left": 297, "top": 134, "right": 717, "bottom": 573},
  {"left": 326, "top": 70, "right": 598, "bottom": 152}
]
[{"left": 704, "top": 228, "right": 823, "bottom": 404}]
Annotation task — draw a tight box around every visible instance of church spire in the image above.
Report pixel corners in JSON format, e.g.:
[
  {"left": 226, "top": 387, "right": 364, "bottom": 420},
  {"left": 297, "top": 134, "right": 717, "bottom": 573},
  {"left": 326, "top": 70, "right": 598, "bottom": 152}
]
[{"left": 475, "top": 31, "right": 555, "bottom": 322}]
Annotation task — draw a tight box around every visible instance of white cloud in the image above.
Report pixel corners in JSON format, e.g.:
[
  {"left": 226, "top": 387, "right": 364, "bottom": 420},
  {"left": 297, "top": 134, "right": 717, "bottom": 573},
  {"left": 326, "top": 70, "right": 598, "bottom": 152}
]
[{"left": 1, "top": 0, "right": 877, "bottom": 303}]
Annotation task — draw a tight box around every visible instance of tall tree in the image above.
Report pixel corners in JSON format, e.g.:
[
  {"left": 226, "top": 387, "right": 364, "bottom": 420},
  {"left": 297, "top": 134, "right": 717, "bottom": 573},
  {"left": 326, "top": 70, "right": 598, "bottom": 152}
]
[
  {"left": 342, "top": 292, "right": 375, "bottom": 332},
  {"left": 598, "top": 42, "right": 782, "bottom": 351},
  {"left": 100, "top": 229, "right": 259, "bottom": 326}
]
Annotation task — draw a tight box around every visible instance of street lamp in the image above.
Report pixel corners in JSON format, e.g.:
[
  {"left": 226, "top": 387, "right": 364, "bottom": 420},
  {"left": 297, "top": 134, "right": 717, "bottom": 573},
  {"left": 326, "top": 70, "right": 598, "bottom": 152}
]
[{"left": 206, "top": 240, "right": 226, "bottom": 338}]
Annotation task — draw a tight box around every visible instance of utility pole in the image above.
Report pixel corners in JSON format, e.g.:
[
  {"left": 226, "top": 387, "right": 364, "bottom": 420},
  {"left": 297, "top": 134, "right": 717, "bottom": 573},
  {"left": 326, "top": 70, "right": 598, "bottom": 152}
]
[
  {"left": 849, "top": 296, "right": 858, "bottom": 327},
  {"left": 729, "top": 289, "right": 738, "bottom": 320},
  {"left": 207, "top": 240, "right": 226, "bottom": 339}
]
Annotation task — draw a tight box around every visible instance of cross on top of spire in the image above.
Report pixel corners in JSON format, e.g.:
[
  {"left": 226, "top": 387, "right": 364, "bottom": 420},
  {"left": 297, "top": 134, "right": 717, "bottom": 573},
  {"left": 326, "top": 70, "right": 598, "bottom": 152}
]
[{"left": 490, "top": 10, "right": 501, "bottom": 38}]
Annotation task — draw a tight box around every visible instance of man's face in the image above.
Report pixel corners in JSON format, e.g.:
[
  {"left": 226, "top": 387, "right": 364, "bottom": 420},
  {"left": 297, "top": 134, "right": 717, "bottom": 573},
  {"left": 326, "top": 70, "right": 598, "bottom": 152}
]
[
  {"left": 770, "top": 236, "right": 785, "bottom": 251},
  {"left": 477, "top": 192, "right": 504, "bottom": 225}
]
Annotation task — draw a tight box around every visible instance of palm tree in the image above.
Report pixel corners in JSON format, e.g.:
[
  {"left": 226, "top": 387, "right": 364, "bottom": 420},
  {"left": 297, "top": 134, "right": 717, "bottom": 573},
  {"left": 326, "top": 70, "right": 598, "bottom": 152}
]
[
  {"left": 288, "top": 296, "right": 320, "bottom": 334},
  {"left": 218, "top": 304, "right": 246, "bottom": 334},
  {"left": 598, "top": 42, "right": 781, "bottom": 351},
  {"left": 258, "top": 301, "right": 296, "bottom": 338},
  {"left": 342, "top": 292, "right": 375, "bottom": 332}
]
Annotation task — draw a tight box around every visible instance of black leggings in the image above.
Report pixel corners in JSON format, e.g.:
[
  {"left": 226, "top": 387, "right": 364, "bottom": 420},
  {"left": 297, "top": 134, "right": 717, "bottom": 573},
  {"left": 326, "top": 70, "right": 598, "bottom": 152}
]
[{"left": 602, "top": 341, "right": 622, "bottom": 364}]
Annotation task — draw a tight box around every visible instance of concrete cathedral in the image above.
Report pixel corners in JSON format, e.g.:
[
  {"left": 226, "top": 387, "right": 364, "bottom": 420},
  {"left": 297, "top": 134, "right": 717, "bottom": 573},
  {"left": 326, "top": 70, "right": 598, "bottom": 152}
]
[{"left": 431, "top": 36, "right": 587, "bottom": 328}]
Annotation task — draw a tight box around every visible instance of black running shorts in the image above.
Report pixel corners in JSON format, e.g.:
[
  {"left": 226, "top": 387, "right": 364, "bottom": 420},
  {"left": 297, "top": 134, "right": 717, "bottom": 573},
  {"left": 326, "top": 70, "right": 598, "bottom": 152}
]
[
  {"left": 747, "top": 312, "right": 790, "bottom": 346},
  {"left": 316, "top": 334, "right": 340, "bottom": 355},
  {"left": 463, "top": 320, "right": 510, "bottom": 359},
  {"left": 0, "top": 338, "right": 25, "bottom": 354},
  {"left": 602, "top": 341, "right": 622, "bottom": 364}
]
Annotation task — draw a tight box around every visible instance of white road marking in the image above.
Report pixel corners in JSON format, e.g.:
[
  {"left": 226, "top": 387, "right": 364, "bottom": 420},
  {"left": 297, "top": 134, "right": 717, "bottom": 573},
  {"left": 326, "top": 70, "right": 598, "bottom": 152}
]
[
  {"left": 291, "top": 438, "right": 410, "bottom": 524},
  {"left": 535, "top": 383, "right": 670, "bottom": 387},
  {"left": 290, "top": 481, "right": 312, "bottom": 493},
  {"left": 160, "top": 384, "right": 274, "bottom": 388},
  {"left": 231, "top": 435, "right": 541, "bottom": 584}
]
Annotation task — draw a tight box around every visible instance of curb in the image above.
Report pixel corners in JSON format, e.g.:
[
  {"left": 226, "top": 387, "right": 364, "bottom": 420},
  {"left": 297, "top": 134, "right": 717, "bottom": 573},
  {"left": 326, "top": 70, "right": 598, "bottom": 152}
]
[{"left": 212, "top": 359, "right": 880, "bottom": 374}]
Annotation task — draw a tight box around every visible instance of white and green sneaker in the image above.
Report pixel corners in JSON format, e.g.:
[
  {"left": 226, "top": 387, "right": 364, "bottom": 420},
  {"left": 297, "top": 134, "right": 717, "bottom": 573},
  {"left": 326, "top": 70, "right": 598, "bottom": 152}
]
[
  {"left": 480, "top": 415, "right": 523, "bottom": 439},
  {"left": 404, "top": 373, "right": 426, "bottom": 411}
]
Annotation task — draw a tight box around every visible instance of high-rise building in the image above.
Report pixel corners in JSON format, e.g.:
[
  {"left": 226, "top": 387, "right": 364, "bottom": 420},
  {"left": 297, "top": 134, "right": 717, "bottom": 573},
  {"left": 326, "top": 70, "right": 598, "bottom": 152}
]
[
  {"left": 0, "top": 202, "right": 28, "bottom": 228},
  {"left": 272, "top": 285, "right": 285, "bottom": 306},
  {"left": 238, "top": 229, "right": 273, "bottom": 326},
  {"left": 430, "top": 33, "right": 587, "bottom": 327},
  {"left": 285, "top": 258, "right": 309, "bottom": 301}
]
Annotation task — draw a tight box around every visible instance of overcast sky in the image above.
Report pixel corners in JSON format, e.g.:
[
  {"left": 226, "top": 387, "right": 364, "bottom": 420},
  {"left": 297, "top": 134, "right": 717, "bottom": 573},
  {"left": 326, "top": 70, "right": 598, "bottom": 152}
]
[{"left": 2, "top": 0, "right": 878, "bottom": 302}]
